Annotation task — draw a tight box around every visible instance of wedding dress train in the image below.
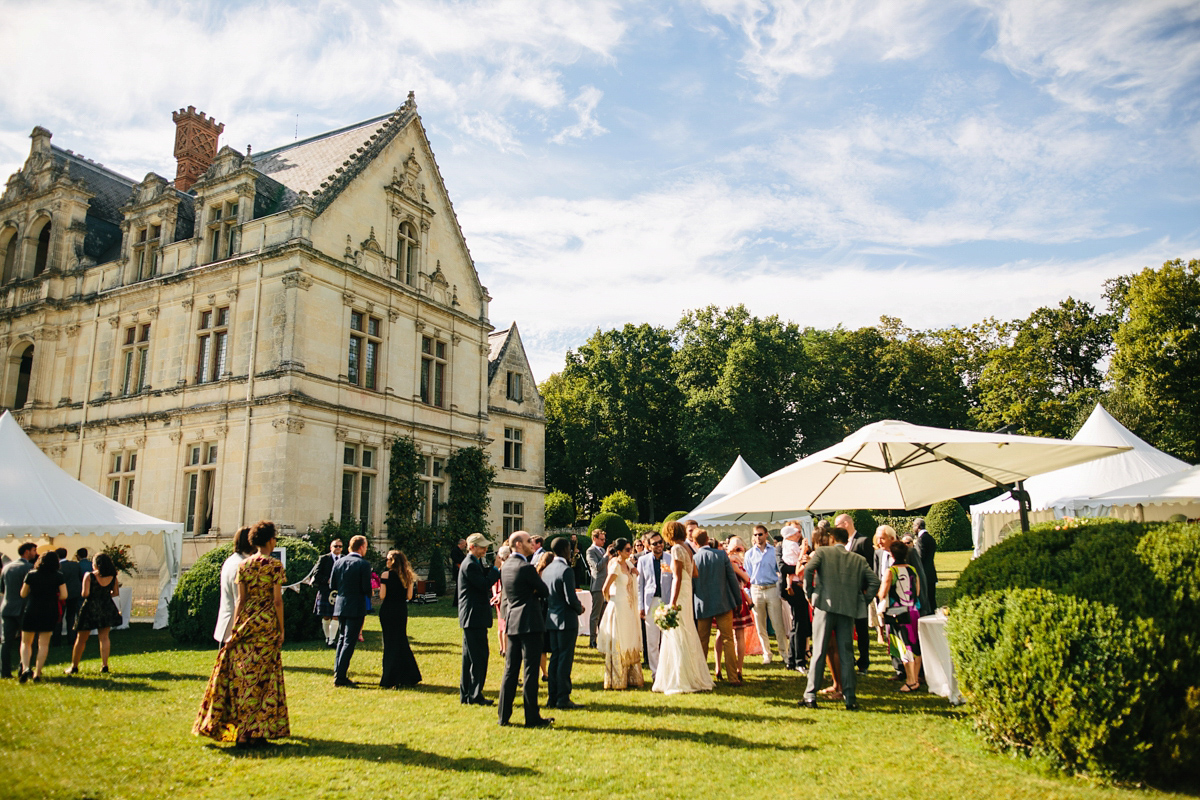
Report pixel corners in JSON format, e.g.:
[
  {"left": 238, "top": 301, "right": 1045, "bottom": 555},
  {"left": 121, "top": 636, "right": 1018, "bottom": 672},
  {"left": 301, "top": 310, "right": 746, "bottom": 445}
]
[{"left": 651, "top": 544, "right": 714, "bottom": 694}]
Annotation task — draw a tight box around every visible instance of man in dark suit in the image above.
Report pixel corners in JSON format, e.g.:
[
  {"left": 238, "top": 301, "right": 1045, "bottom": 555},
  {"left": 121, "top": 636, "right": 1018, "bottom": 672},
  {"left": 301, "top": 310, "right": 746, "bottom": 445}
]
[
  {"left": 912, "top": 518, "right": 938, "bottom": 609},
  {"left": 53, "top": 547, "right": 84, "bottom": 647},
  {"left": 313, "top": 539, "right": 342, "bottom": 647},
  {"left": 498, "top": 531, "right": 553, "bottom": 727},
  {"left": 691, "top": 530, "right": 744, "bottom": 686},
  {"left": 801, "top": 524, "right": 880, "bottom": 710},
  {"left": 543, "top": 537, "right": 583, "bottom": 710},
  {"left": 0, "top": 543, "right": 37, "bottom": 678},
  {"left": 458, "top": 532, "right": 500, "bottom": 705},
  {"left": 585, "top": 529, "right": 608, "bottom": 648},
  {"left": 331, "top": 535, "right": 372, "bottom": 687},
  {"left": 837, "top": 514, "right": 874, "bottom": 674}
]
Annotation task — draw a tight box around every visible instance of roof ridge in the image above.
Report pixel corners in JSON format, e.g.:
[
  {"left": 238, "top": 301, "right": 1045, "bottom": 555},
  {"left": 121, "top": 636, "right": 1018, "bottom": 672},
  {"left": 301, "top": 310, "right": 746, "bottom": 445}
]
[
  {"left": 50, "top": 145, "right": 136, "bottom": 185},
  {"left": 252, "top": 110, "right": 396, "bottom": 159}
]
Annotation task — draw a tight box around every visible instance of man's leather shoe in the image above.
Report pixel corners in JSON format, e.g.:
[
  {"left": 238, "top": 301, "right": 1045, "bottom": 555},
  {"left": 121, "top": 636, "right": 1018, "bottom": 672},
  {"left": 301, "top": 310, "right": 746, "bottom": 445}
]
[
  {"left": 844, "top": 702, "right": 860, "bottom": 711},
  {"left": 333, "top": 678, "right": 357, "bottom": 688},
  {"left": 498, "top": 720, "right": 511, "bottom": 727},
  {"left": 557, "top": 701, "right": 583, "bottom": 710},
  {"left": 526, "top": 718, "right": 554, "bottom": 728},
  {"left": 472, "top": 698, "right": 495, "bottom": 706},
  {"left": 799, "top": 698, "right": 818, "bottom": 709}
]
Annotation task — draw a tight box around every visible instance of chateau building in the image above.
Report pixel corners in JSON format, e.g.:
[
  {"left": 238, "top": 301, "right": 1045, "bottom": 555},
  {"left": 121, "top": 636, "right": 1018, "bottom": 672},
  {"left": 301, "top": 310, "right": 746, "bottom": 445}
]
[{"left": 0, "top": 94, "right": 545, "bottom": 550}]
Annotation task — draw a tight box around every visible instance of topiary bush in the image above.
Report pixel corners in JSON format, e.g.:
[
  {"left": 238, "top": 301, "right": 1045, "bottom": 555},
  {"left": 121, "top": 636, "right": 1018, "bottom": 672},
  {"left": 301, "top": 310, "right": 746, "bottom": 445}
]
[
  {"left": 544, "top": 490, "right": 577, "bottom": 529},
  {"left": 587, "top": 512, "right": 632, "bottom": 541},
  {"left": 947, "top": 588, "right": 1162, "bottom": 779},
  {"left": 168, "top": 536, "right": 322, "bottom": 644},
  {"left": 834, "top": 509, "right": 878, "bottom": 539},
  {"left": 926, "top": 498, "right": 972, "bottom": 551},
  {"left": 663, "top": 511, "right": 687, "bottom": 524},
  {"left": 599, "top": 490, "right": 638, "bottom": 522},
  {"left": 949, "top": 519, "right": 1200, "bottom": 781}
]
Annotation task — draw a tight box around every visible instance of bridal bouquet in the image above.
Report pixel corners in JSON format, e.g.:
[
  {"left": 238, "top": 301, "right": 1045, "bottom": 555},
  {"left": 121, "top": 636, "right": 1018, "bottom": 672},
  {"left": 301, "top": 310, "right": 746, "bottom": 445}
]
[{"left": 654, "top": 603, "right": 681, "bottom": 631}]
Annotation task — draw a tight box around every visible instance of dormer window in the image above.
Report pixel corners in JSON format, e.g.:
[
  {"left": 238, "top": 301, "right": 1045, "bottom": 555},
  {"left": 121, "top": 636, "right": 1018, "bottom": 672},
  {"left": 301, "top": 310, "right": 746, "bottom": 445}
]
[
  {"left": 207, "top": 201, "right": 238, "bottom": 262},
  {"left": 131, "top": 224, "right": 162, "bottom": 281},
  {"left": 506, "top": 371, "right": 522, "bottom": 403}
]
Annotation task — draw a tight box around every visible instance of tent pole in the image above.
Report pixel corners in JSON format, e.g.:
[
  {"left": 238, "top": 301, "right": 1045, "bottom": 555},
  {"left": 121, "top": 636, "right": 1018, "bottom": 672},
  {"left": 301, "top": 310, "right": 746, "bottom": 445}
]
[{"left": 1016, "top": 479, "right": 1030, "bottom": 532}]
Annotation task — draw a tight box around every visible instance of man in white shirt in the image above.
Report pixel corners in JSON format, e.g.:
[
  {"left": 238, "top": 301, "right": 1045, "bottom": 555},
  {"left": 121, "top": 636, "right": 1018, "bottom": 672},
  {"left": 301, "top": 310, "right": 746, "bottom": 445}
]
[
  {"left": 214, "top": 527, "right": 255, "bottom": 643},
  {"left": 636, "top": 532, "right": 672, "bottom": 677}
]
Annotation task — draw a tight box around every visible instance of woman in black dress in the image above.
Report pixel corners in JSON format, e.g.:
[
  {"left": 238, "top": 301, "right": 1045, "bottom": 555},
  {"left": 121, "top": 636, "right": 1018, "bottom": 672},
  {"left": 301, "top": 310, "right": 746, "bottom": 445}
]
[
  {"left": 19, "top": 550, "right": 66, "bottom": 683},
  {"left": 378, "top": 550, "right": 421, "bottom": 688},
  {"left": 66, "top": 552, "right": 122, "bottom": 674}
]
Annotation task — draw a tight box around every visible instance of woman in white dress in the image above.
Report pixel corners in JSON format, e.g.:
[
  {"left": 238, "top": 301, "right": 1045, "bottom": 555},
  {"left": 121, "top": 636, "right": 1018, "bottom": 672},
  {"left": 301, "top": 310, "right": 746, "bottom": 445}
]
[
  {"left": 652, "top": 521, "right": 714, "bottom": 695},
  {"left": 597, "top": 538, "right": 645, "bottom": 689}
]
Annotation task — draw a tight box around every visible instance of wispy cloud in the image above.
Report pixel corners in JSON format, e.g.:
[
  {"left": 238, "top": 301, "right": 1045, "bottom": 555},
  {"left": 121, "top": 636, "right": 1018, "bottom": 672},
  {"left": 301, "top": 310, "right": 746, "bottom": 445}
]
[{"left": 551, "top": 86, "right": 608, "bottom": 143}]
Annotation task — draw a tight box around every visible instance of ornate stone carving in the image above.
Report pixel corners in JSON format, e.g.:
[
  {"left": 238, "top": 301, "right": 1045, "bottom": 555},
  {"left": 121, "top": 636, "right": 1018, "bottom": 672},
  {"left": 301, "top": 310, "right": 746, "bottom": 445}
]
[
  {"left": 192, "top": 429, "right": 207, "bottom": 440},
  {"left": 343, "top": 291, "right": 356, "bottom": 306},
  {"left": 281, "top": 271, "right": 311, "bottom": 290},
  {"left": 387, "top": 309, "right": 400, "bottom": 323},
  {"left": 335, "top": 427, "right": 349, "bottom": 441},
  {"left": 226, "top": 288, "right": 239, "bottom": 301},
  {"left": 108, "top": 315, "right": 120, "bottom": 328},
  {"left": 168, "top": 430, "right": 183, "bottom": 443},
  {"left": 451, "top": 333, "right": 461, "bottom": 346},
  {"left": 48, "top": 444, "right": 68, "bottom": 458},
  {"left": 133, "top": 435, "right": 146, "bottom": 448},
  {"left": 364, "top": 301, "right": 375, "bottom": 314},
  {"left": 93, "top": 440, "right": 107, "bottom": 453},
  {"left": 213, "top": 425, "right": 229, "bottom": 438},
  {"left": 146, "top": 307, "right": 159, "bottom": 318},
  {"left": 361, "top": 227, "right": 383, "bottom": 255},
  {"left": 272, "top": 417, "right": 305, "bottom": 434},
  {"left": 182, "top": 298, "right": 194, "bottom": 311},
  {"left": 207, "top": 294, "right": 216, "bottom": 306}
]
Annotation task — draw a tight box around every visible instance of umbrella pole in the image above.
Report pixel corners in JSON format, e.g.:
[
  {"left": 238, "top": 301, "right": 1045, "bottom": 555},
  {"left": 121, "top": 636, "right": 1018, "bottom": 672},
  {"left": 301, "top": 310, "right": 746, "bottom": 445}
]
[{"left": 1016, "top": 480, "right": 1030, "bottom": 533}]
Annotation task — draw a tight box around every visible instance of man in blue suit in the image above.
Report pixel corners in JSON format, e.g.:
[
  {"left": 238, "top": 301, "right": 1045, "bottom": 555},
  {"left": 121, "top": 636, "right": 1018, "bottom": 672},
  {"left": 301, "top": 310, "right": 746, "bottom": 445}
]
[
  {"left": 543, "top": 537, "right": 584, "bottom": 710},
  {"left": 692, "top": 530, "right": 744, "bottom": 686},
  {"left": 331, "top": 534, "right": 373, "bottom": 687}
]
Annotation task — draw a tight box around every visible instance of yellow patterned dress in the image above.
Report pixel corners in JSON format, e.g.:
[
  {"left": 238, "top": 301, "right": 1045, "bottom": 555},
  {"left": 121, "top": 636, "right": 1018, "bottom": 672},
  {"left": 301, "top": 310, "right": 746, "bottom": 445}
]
[
  {"left": 597, "top": 559, "right": 645, "bottom": 689},
  {"left": 193, "top": 554, "right": 290, "bottom": 742}
]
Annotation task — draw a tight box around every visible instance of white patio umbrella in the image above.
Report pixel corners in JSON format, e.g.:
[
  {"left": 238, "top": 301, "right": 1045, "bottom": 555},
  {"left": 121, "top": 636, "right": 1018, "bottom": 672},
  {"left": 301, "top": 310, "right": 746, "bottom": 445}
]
[{"left": 695, "top": 419, "right": 1131, "bottom": 519}]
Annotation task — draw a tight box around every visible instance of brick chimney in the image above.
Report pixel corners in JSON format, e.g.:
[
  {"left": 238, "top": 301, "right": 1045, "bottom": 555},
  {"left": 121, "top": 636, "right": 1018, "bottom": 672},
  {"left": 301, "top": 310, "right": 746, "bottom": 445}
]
[{"left": 172, "top": 106, "right": 224, "bottom": 192}]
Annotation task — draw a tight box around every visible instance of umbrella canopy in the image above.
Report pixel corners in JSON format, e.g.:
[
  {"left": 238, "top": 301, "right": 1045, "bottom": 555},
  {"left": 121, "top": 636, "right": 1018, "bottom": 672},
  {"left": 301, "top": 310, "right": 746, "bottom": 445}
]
[
  {"left": 682, "top": 456, "right": 812, "bottom": 531},
  {"left": 696, "top": 419, "right": 1131, "bottom": 516}
]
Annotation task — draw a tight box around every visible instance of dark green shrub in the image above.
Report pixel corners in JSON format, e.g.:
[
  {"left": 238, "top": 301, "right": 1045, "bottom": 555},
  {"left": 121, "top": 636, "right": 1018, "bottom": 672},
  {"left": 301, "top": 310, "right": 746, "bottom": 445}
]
[
  {"left": 947, "top": 588, "right": 1162, "bottom": 778},
  {"left": 588, "top": 512, "right": 631, "bottom": 541},
  {"left": 663, "top": 511, "right": 687, "bottom": 524},
  {"left": 426, "top": 544, "right": 446, "bottom": 595},
  {"left": 875, "top": 514, "right": 920, "bottom": 536},
  {"left": 628, "top": 522, "right": 659, "bottom": 537},
  {"left": 926, "top": 499, "right": 971, "bottom": 551},
  {"left": 599, "top": 490, "right": 638, "bottom": 521},
  {"left": 168, "top": 536, "right": 322, "bottom": 644},
  {"left": 544, "top": 490, "right": 576, "bottom": 528},
  {"left": 835, "top": 509, "right": 877, "bottom": 539}
]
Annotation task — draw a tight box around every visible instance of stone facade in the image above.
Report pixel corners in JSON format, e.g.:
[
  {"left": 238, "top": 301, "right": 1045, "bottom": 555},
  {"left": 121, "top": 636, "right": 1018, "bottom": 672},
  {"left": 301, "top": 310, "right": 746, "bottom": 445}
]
[{"left": 0, "top": 94, "right": 545, "bottom": 549}]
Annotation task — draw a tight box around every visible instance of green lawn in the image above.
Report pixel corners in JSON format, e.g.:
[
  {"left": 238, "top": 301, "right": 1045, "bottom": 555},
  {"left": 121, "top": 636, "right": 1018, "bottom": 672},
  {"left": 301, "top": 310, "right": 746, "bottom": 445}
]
[{"left": 0, "top": 588, "right": 1185, "bottom": 799}]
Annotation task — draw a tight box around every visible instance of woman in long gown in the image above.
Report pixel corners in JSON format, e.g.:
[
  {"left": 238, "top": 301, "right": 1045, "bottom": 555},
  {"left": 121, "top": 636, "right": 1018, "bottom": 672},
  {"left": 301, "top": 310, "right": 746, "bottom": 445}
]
[
  {"left": 194, "top": 520, "right": 289, "bottom": 748},
  {"left": 652, "top": 521, "right": 714, "bottom": 695},
  {"left": 719, "top": 535, "right": 754, "bottom": 681},
  {"left": 597, "top": 539, "right": 644, "bottom": 689},
  {"left": 379, "top": 550, "right": 422, "bottom": 688}
]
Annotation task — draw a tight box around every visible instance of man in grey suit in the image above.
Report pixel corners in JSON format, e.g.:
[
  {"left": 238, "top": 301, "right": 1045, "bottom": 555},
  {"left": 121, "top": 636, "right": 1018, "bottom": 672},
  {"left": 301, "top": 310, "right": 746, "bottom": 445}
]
[
  {"left": 637, "top": 531, "right": 672, "bottom": 677},
  {"left": 802, "top": 524, "right": 881, "bottom": 710},
  {"left": 838, "top": 514, "right": 874, "bottom": 674},
  {"left": 1, "top": 543, "right": 37, "bottom": 678},
  {"left": 691, "top": 531, "right": 744, "bottom": 685},
  {"left": 458, "top": 532, "right": 500, "bottom": 705},
  {"left": 331, "top": 534, "right": 373, "bottom": 687},
  {"left": 543, "top": 537, "right": 584, "bottom": 710},
  {"left": 585, "top": 529, "right": 608, "bottom": 648},
  {"left": 498, "top": 531, "right": 552, "bottom": 727}
]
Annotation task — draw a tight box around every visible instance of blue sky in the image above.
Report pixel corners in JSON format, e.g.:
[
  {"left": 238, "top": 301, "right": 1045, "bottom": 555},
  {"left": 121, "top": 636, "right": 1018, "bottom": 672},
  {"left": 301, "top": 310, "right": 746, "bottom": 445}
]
[{"left": 2, "top": 0, "right": 1198, "bottom": 381}]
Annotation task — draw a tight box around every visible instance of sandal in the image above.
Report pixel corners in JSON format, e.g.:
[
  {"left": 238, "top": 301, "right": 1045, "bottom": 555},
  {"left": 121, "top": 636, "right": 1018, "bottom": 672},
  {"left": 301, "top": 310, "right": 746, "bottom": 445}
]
[{"left": 899, "top": 682, "right": 919, "bottom": 692}]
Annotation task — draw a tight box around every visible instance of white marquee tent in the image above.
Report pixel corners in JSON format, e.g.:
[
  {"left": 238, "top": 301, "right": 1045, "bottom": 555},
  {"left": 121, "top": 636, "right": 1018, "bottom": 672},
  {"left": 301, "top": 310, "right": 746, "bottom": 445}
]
[
  {"left": 1084, "top": 463, "right": 1200, "bottom": 512},
  {"left": 0, "top": 411, "right": 183, "bottom": 628},
  {"left": 969, "top": 404, "right": 1192, "bottom": 555},
  {"left": 684, "top": 456, "right": 813, "bottom": 538}
]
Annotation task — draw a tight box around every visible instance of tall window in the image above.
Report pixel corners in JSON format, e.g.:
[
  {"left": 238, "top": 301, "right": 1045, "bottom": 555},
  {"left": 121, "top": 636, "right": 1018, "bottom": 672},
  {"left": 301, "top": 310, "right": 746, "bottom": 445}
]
[
  {"left": 347, "top": 311, "right": 381, "bottom": 390},
  {"left": 131, "top": 224, "right": 161, "bottom": 281},
  {"left": 206, "top": 201, "right": 238, "bottom": 262},
  {"left": 7, "top": 343, "right": 33, "bottom": 409},
  {"left": 195, "top": 307, "right": 230, "bottom": 384},
  {"left": 183, "top": 442, "right": 218, "bottom": 536},
  {"left": 120, "top": 323, "right": 151, "bottom": 395},
  {"left": 506, "top": 370, "right": 522, "bottom": 402},
  {"left": 340, "top": 444, "right": 377, "bottom": 532},
  {"left": 503, "top": 501, "right": 524, "bottom": 537},
  {"left": 504, "top": 427, "right": 523, "bottom": 470},
  {"left": 418, "top": 455, "right": 445, "bottom": 525},
  {"left": 396, "top": 222, "right": 419, "bottom": 285},
  {"left": 420, "top": 336, "right": 446, "bottom": 407},
  {"left": 32, "top": 221, "right": 50, "bottom": 276},
  {"left": 108, "top": 450, "right": 137, "bottom": 507},
  {"left": 0, "top": 227, "right": 17, "bottom": 284}
]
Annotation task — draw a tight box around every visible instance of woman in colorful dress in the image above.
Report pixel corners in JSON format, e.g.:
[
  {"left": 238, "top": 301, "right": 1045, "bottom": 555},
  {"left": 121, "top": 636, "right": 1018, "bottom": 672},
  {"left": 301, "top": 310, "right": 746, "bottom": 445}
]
[
  {"left": 597, "top": 538, "right": 644, "bottom": 689},
  {"left": 878, "top": 540, "right": 922, "bottom": 692},
  {"left": 66, "top": 551, "right": 122, "bottom": 674},
  {"left": 194, "top": 520, "right": 289, "bottom": 747}
]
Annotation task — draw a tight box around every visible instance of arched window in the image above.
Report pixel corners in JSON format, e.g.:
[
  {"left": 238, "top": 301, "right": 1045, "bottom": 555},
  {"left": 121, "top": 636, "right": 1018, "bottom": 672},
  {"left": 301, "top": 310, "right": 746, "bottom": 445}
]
[
  {"left": 396, "top": 222, "right": 419, "bottom": 285},
  {"left": 32, "top": 221, "right": 50, "bottom": 276},
  {"left": 7, "top": 343, "right": 33, "bottom": 410},
  {"left": 0, "top": 227, "right": 17, "bottom": 284}
]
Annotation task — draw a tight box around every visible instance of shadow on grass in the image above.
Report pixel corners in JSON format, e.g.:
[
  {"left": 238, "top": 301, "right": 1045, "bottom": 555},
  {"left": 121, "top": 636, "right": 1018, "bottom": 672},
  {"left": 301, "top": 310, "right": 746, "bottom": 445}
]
[
  {"left": 54, "top": 677, "right": 166, "bottom": 692},
  {"left": 564, "top": 725, "right": 815, "bottom": 751},
  {"left": 578, "top": 701, "right": 804, "bottom": 725},
  {"left": 218, "top": 737, "right": 539, "bottom": 775}
]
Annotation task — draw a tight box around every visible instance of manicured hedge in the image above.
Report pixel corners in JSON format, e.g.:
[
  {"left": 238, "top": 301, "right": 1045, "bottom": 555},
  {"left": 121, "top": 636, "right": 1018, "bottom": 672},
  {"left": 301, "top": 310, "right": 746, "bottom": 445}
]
[
  {"left": 587, "top": 512, "right": 632, "bottom": 541},
  {"left": 948, "top": 519, "right": 1200, "bottom": 780},
  {"left": 663, "top": 511, "right": 687, "bottom": 524},
  {"left": 834, "top": 509, "right": 878, "bottom": 538},
  {"left": 599, "top": 490, "right": 638, "bottom": 521},
  {"left": 925, "top": 498, "right": 972, "bottom": 551},
  {"left": 168, "top": 536, "right": 322, "bottom": 644}
]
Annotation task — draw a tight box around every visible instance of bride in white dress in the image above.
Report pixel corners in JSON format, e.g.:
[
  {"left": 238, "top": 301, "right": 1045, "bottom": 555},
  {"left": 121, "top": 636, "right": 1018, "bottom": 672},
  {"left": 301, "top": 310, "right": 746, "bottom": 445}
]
[
  {"left": 597, "top": 538, "right": 645, "bottom": 689},
  {"left": 652, "top": 521, "right": 714, "bottom": 694}
]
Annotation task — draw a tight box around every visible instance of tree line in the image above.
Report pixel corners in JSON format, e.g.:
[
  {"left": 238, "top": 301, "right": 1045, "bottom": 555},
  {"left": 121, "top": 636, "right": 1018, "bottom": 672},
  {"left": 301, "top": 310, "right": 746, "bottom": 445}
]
[{"left": 540, "top": 259, "right": 1200, "bottom": 522}]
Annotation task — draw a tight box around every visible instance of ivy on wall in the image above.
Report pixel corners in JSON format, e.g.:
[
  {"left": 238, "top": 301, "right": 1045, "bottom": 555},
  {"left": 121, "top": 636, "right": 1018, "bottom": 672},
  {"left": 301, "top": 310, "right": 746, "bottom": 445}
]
[{"left": 444, "top": 445, "right": 496, "bottom": 539}]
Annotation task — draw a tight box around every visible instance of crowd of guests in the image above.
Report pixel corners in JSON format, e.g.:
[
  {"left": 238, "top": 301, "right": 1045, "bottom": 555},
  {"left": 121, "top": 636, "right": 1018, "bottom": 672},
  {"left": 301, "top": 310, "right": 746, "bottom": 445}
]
[{"left": 0, "top": 544, "right": 120, "bottom": 682}]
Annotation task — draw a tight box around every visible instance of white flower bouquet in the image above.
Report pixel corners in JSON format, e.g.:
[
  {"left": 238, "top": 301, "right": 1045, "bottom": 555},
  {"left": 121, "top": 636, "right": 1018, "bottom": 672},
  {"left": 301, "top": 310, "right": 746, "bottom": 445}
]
[{"left": 654, "top": 603, "right": 681, "bottom": 631}]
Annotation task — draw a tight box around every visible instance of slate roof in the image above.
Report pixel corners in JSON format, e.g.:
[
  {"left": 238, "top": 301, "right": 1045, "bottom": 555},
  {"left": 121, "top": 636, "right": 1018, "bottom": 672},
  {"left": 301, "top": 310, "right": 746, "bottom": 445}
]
[
  {"left": 52, "top": 146, "right": 135, "bottom": 225},
  {"left": 487, "top": 325, "right": 513, "bottom": 383}
]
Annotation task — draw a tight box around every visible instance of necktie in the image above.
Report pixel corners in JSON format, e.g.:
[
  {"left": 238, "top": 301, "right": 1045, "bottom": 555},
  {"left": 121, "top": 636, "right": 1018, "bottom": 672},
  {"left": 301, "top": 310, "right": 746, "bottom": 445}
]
[{"left": 653, "top": 556, "right": 661, "bottom": 597}]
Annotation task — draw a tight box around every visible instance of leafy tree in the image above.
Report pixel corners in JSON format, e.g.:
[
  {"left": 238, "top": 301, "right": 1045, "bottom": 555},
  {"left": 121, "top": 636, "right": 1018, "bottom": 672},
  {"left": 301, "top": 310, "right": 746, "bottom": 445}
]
[
  {"left": 541, "top": 371, "right": 611, "bottom": 516},
  {"left": 599, "top": 489, "right": 638, "bottom": 521},
  {"left": 1107, "top": 259, "right": 1200, "bottom": 461},
  {"left": 544, "top": 489, "right": 576, "bottom": 528}
]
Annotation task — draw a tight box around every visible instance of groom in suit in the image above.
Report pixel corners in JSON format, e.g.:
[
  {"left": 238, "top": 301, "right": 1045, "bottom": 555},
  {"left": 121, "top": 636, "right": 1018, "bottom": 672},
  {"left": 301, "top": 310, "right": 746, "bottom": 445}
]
[
  {"left": 331, "top": 535, "right": 373, "bottom": 687},
  {"left": 802, "top": 524, "right": 880, "bottom": 710},
  {"left": 498, "top": 531, "right": 553, "bottom": 727},
  {"left": 543, "top": 537, "right": 584, "bottom": 709},
  {"left": 636, "top": 531, "right": 672, "bottom": 677},
  {"left": 691, "top": 531, "right": 744, "bottom": 686}
]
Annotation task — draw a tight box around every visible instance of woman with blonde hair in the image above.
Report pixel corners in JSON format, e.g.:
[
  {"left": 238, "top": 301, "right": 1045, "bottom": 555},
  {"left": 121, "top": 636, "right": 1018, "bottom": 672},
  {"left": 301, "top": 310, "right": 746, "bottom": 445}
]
[{"left": 379, "top": 550, "right": 422, "bottom": 688}]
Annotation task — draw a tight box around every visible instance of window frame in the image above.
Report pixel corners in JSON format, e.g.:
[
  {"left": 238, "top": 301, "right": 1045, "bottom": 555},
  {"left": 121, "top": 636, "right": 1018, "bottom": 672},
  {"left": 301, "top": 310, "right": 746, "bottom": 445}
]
[
  {"left": 340, "top": 443, "right": 378, "bottom": 534},
  {"left": 195, "top": 306, "right": 230, "bottom": 385},
  {"left": 119, "top": 323, "right": 152, "bottom": 396},
  {"left": 419, "top": 335, "right": 447, "bottom": 407},
  {"left": 206, "top": 200, "right": 239, "bottom": 263},
  {"left": 347, "top": 310, "right": 383, "bottom": 390},
  {"left": 396, "top": 221, "right": 419, "bottom": 285},
  {"left": 503, "top": 426, "right": 524, "bottom": 470},
  {"left": 506, "top": 370, "right": 523, "bottom": 403},
  {"left": 182, "top": 441, "right": 219, "bottom": 536},
  {"left": 502, "top": 500, "right": 524, "bottom": 537},
  {"left": 108, "top": 449, "right": 138, "bottom": 507}
]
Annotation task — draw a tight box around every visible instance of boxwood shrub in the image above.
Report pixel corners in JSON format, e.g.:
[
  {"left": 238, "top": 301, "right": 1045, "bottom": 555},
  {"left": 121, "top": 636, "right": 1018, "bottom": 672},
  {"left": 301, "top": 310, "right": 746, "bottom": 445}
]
[
  {"left": 168, "top": 536, "right": 322, "bottom": 644},
  {"left": 587, "top": 512, "right": 632, "bottom": 541},
  {"left": 949, "top": 519, "right": 1200, "bottom": 780},
  {"left": 925, "top": 498, "right": 972, "bottom": 551}
]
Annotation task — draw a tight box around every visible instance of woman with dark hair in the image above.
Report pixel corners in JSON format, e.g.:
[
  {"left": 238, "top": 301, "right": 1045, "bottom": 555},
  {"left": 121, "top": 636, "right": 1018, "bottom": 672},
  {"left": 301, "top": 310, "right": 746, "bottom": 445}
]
[
  {"left": 535, "top": 550, "right": 555, "bottom": 681},
  {"left": 214, "top": 527, "right": 255, "bottom": 644},
  {"left": 66, "top": 552, "right": 122, "bottom": 675},
  {"left": 597, "top": 538, "right": 644, "bottom": 689},
  {"left": 878, "top": 540, "right": 922, "bottom": 692},
  {"left": 379, "top": 550, "right": 422, "bottom": 688},
  {"left": 18, "top": 550, "right": 66, "bottom": 682},
  {"left": 194, "top": 520, "right": 289, "bottom": 747}
]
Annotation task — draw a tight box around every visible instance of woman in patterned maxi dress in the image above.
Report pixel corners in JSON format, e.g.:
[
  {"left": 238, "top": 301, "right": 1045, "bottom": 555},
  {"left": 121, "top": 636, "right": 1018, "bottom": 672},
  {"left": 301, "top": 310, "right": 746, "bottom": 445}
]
[{"left": 194, "top": 520, "right": 289, "bottom": 747}]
